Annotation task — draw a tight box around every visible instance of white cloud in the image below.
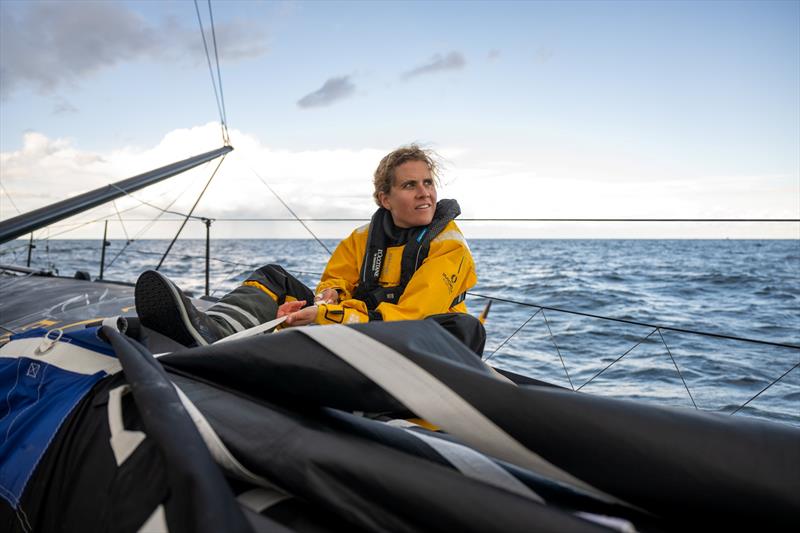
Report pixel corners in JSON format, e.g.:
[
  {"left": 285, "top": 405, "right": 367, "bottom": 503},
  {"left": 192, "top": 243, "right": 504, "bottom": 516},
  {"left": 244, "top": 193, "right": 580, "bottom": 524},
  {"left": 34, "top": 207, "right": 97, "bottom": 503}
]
[{"left": 2, "top": 124, "right": 796, "bottom": 240}]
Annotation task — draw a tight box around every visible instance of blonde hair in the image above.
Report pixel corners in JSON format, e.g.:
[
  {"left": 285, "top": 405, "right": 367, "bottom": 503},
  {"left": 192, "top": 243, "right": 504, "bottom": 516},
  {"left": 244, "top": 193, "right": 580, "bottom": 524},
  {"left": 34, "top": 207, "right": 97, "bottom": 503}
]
[{"left": 372, "top": 144, "right": 440, "bottom": 205}]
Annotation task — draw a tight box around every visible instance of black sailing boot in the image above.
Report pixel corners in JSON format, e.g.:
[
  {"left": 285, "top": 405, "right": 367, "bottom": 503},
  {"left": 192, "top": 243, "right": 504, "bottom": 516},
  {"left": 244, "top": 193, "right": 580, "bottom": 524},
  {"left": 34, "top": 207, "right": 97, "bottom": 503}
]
[{"left": 134, "top": 270, "right": 278, "bottom": 346}]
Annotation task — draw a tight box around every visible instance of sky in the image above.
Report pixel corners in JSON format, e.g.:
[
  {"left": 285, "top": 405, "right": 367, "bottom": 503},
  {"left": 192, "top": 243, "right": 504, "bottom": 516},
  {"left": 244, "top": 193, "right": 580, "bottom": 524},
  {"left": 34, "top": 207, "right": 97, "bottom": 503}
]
[{"left": 0, "top": 0, "right": 798, "bottom": 240}]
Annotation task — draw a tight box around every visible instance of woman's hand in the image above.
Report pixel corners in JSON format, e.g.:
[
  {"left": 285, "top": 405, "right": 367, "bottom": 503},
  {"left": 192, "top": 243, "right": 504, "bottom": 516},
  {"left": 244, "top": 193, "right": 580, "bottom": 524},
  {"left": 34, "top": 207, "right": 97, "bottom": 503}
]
[
  {"left": 277, "top": 300, "right": 318, "bottom": 327},
  {"left": 314, "top": 288, "right": 339, "bottom": 305},
  {"left": 277, "top": 300, "right": 305, "bottom": 318},
  {"left": 284, "top": 304, "right": 318, "bottom": 327}
]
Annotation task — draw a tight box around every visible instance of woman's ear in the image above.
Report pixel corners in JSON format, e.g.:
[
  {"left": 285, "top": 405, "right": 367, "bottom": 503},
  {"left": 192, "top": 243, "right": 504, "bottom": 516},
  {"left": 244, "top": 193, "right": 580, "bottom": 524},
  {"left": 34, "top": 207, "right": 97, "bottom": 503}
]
[{"left": 378, "top": 191, "right": 391, "bottom": 210}]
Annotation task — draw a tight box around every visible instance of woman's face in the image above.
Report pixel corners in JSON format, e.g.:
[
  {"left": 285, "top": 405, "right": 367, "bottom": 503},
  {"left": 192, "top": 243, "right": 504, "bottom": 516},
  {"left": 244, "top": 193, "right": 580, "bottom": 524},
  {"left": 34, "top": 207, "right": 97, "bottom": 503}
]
[{"left": 378, "top": 160, "right": 437, "bottom": 228}]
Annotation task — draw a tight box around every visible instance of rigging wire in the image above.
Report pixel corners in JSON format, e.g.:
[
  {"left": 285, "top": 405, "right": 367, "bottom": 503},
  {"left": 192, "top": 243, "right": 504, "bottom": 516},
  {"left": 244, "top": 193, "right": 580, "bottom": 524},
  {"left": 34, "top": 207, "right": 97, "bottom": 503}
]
[
  {"left": 468, "top": 292, "right": 800, "bottom": 350},
  {"left": 730, "top": 361, "right": 800, "bottom": 416},
  {"left": 112, "top": 201, "right": 131, "bottom": 243},
  {"left": 2, "top": 170, "right": 211, "bottom": 266},
  {"left": 15, "top": 179, "right": 199, "bottom": 243},
  {"left": 105, "top": 165, "right": 214, "bottom": 268},
  {"left": 59, "top": 236, "right": 794, "bottom": 417},
  {"left": 657, "top": 328, "right": 697, "bottom": 409},
  {"left": 108, "top": 182, "right": 204, "bottom": 220},
  {"left": 207, "top": 0, "right": 229, "bottom": 134},
  {"left": 82, "top": 217, "right": 800, "bottom": 223},
  {"left": 484, "top": 308, "right": 542, "bottom": 361},
  {"left": 542, "top": 309, "right": 575, "bottom": 391},
  {"left": 156, "top": 155, "right": 227, "bottom": 270},
  {"left": 193, "top": 0, "right": 229, "bottom": 145},
  {"left": 0, "top": 182, "right": 22, "bottom": 214},
  {"left": 576, "top": 328, "right": 660, "bottom": 391},
  {"left": 249, "top": 167, "right": 333, "bottom": 255},
  {"left": 474, "top": 291, "right": 795, "bottom": 413}
]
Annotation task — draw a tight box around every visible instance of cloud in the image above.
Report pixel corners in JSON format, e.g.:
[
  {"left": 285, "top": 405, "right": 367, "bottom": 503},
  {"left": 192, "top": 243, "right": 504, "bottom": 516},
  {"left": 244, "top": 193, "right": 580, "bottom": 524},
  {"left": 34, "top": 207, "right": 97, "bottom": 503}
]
[
  {"left": 2, "top": 125, "right": 796, "bottom": 240},
  {"left": 297, "top": 76, "right": 356, "bottom": 109},
  {"left": 0, "top": 124, "right": 389, "bottom": 238},
  {"left": 487, "top": 49, "right": 501, "bottom": 61},
  {"left": 52, "top": 99, "right": 78, "bottom": 116},
  {"left": 401, "top": 52, "right": 466, "bottom": 80},
  {"left": 0, "top": 2, "right": 268, "bottom": 100}
]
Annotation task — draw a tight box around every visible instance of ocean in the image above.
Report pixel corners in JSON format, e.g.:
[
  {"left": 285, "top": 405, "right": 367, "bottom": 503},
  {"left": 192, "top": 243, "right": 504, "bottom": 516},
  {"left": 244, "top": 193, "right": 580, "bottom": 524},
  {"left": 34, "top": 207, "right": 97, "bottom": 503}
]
[{"left": 2, "top": 238, "right": 799, "bottom": 426}]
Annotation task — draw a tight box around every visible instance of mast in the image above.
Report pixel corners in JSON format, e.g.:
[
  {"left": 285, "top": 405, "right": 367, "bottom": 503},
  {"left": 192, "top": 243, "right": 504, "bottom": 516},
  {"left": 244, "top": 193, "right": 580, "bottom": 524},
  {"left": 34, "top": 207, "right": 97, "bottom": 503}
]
[{"left": 0, "top": 146, "right": 232, "bottom": 245}]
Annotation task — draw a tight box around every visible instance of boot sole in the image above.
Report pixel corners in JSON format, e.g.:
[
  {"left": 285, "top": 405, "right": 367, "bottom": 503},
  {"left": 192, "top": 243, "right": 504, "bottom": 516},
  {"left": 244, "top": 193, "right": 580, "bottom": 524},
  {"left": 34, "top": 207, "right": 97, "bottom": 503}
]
[{"left": 134, "top": 270, "right": 208, "bottom": 347}]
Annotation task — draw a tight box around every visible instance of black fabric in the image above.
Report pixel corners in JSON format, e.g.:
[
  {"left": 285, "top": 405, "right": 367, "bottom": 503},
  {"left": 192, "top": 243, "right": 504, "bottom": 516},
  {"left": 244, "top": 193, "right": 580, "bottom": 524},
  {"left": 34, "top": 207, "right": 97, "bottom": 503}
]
[
  {"left": 425, "top": 312, "right": 486, "bottom": 355},
  {"left": 102, "top": 327, "right": 253, "bottom": 533},
  {"left": 160, "top": 320, "right": 490, "bottom": 414},
  {"left": 5, "top": 318, "right": 798, "bottom": 532},
  {"left": 169, "top": 374, "right": 607, "bottom": 533},
  {"left": 321, "top": 409, "right": 659, "bottom": 529},
  {"left": 353, "top": 200, "right": 461, "bottom": 310},
  {"left": 0, "top": 374, "right": 170, "bottom": 533},
  {"left": 160, "top": 320, "right": 800, "bottom": 529}
]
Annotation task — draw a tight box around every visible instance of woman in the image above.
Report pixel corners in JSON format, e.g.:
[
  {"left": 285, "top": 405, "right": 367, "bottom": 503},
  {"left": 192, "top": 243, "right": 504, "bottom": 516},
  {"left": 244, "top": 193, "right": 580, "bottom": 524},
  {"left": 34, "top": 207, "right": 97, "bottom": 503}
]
[{"left": 135, "top": 144, "right": 481, "bottom": 349}]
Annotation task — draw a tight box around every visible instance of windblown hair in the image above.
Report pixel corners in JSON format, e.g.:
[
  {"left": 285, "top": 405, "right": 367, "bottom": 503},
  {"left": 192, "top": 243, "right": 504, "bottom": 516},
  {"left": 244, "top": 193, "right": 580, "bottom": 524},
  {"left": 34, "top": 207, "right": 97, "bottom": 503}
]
[{"left": 373, "top": 144, "right": 440, "bottom": 206}]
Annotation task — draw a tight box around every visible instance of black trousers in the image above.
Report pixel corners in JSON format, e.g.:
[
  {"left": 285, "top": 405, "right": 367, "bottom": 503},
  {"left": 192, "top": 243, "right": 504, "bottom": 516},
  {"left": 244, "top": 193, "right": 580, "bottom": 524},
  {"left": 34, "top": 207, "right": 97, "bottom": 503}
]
[{"left": 246, "top": 265, "right": 485, "bottom": 354}]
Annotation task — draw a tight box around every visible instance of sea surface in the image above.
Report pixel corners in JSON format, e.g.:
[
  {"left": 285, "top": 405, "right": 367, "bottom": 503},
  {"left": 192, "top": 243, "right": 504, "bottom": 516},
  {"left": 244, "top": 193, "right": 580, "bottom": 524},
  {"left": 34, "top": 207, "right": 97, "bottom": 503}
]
[{"left": 3, "top": 238, "right": 799, "bottom": 426}]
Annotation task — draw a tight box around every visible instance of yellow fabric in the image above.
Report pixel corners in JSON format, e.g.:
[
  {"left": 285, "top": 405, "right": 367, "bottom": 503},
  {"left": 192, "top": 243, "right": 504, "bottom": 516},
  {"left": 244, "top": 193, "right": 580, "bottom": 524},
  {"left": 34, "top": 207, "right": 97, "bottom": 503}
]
[
  {"left": 314, "top": 302, "right": 369, "bottom": 325},
  {"left": 243, "top": 280, "right": 279, "bottom": 303},
  {"left": 315, "top": 219, "right": 477, "bottom": 324},
  {"left": 405, "top": 418, "right": 441, "bottom": 431}
]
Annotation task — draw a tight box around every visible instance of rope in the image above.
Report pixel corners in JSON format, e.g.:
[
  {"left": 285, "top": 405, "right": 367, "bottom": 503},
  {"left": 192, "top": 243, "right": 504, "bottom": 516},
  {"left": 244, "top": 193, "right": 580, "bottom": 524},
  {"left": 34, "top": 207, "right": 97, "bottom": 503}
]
[
  {"left": 484, "top": 308, "right": 542, "bottom": 362},
  {"left": 657, "top": 328, "right": 697, "bottom": 409},
  {"left": 467, "top": 292, "right": 800, "bottom": 350},
  {"left": 729, "top": 361, "right": 800, "bottom": 416},
  {"left": 249, "top": 167, "right": 333, "bottom": 255},
  {"left": 542, "top": 309, "right": 574, "bottom": 391},
  {"left": 576, "top": 328, "right": 659, "bottom": 391},
  {"left": 156, "top": 154, "right": 226, "bottom": 270}
]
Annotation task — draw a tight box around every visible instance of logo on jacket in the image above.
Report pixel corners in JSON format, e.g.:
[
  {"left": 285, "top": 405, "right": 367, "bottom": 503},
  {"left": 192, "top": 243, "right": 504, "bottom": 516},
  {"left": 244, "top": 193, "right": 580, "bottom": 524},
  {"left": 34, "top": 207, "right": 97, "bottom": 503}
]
[
  {"left": 441, "top": 272, "right": 457, "bottom": 293},
  {"left": 371, "top": 249, "right": 383, "bottom": 278}
]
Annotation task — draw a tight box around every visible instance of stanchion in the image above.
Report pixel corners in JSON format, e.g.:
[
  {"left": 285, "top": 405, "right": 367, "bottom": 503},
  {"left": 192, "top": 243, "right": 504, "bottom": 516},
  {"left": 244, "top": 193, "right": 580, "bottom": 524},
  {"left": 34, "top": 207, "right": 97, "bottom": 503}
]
[
  {"left": 99, "top": 221, "right": 110, "bottom": 280},
  {"left": 204, "top": 218, "right": 212, "bottom": 296}
]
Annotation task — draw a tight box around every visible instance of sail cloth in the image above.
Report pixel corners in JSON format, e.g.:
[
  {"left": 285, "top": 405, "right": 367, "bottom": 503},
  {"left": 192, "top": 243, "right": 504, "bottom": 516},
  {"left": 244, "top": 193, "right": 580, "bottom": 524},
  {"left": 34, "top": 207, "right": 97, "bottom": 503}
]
[
  {"left": 0, "top": 328, "right": 121, "bottom": 508},
  {"left": 161, "top": 320, "right": 800, "bottom": 529},
  {"left": 2, "top": 320, "right": 799, "bottom": 532}
]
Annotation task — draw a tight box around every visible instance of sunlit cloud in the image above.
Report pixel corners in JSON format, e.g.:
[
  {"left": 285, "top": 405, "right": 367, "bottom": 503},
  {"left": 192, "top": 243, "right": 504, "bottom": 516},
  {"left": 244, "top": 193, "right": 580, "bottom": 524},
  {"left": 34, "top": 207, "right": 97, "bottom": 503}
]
[{"left": 2, "top": 124, "right": 796, "bottom": 240}]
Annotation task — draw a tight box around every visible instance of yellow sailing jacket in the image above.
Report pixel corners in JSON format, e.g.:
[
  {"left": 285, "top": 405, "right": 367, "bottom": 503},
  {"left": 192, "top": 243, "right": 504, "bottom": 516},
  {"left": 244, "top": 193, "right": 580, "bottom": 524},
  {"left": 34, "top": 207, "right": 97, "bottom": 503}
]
[{"left": 314, "top": 220, "right": 477, "bottom": 325}]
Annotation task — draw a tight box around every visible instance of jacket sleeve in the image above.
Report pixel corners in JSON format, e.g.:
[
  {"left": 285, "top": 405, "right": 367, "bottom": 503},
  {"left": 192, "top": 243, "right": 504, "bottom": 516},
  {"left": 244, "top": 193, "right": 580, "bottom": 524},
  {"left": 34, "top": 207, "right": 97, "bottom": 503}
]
[
  {"left": 376, "top": 222, "right": 476, "bottom": 322},
  {"left": 315, "top": 226, "right": 365, "bottom": 301}
]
